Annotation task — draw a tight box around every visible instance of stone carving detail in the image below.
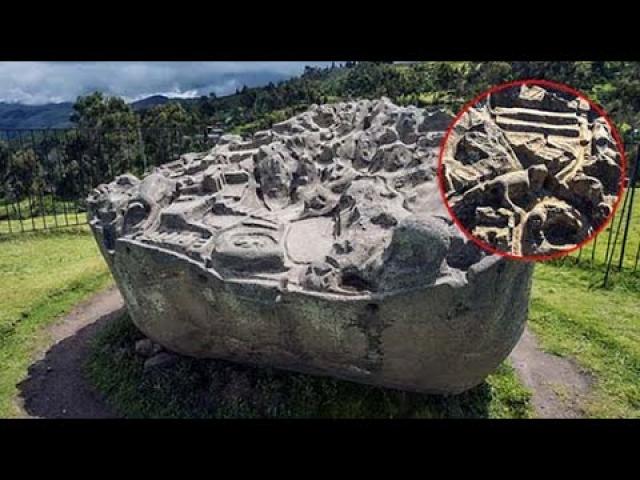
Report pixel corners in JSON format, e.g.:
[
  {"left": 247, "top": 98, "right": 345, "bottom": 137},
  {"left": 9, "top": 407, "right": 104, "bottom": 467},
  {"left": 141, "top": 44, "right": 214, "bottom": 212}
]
[
  {"left": 89, "top": 98, "right": 534, "bottom": 394},
  {"left": 442, "top": 84, "right": 623, "bottom": 256}
]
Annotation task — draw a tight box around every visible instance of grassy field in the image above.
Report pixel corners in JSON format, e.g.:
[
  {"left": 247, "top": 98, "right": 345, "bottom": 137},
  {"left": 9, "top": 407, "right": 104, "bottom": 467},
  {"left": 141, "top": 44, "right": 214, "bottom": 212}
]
[
  {"left": 0, "top": 189, "right": 638, "bottom": 417},
  {"left": 0, "top": 212, "right": 88, "bottom": 234},
  {"left": 528, "top": 189, "right": 640, "bottom": 418},
  {"left": 0, "top": 226, "right": 532, "bottom": 418},
  {"left": 566, "top": 188, "right": 640, "bottom": 270},
  {"left": 86, "top": 259, "right": 639, "bottom": 418},
  {"left": 0, "top": 196, "right": 87, "bottom": 234},
  {"left": 530, "top": 261, "right": 640, "bottom": 418},
  {"left": 0, "top": 227, "right": 111, "bottom": 417},
  {"left": 85, "top": 193, "right": 639, "bottom": 418},
  {"left": 0, "top": 196, "right": 83, "bottom": 220}
]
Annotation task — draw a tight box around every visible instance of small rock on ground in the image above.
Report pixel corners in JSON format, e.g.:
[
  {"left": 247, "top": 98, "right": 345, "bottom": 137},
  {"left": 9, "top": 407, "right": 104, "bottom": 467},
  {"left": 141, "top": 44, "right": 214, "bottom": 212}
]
[
  {"left": 135, "top": 338, "right": 162, "bottom": 357},
  {"left": 144, "top": 352, "right": 178, "bottom": 372}
]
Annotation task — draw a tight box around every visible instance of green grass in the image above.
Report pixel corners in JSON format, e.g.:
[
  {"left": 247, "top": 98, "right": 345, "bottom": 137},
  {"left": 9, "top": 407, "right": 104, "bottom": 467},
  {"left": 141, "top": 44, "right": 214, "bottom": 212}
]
[
  {"left": 0, "top": 195, "right": 87, "bottom": 234},
  {"left": 86, "top": 314, "right": 532, "bottom": 419},
  {"left": 526, "top": 188, "right": 640, "bottom": 418},
  {"left": 3, "top": 191, "right": 638, "bottom": 418},
  {"left": 0, "top": 195, "right": 84, "bottom": 221},
  {"left": 529, "top": 262, "right": 640, "bottom": 418},
  {"left": 0, "top": 223, "right": 531, "bottom": 419},
  {"left": 78, "top": 191, "right": 640, "bottom": 419},
  {"left": 0, "top": 227, "right": 111, "bottom": 417},
  {"left": 0, "top": 212, "right": 88, "bottom": 234},
  {"left": 566, "top": 188, "right": 640, "bottom": 270}
]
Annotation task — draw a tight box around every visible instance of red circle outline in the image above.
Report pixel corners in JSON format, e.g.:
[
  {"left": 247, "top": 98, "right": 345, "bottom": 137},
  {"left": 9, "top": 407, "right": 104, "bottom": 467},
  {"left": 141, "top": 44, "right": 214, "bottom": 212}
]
[{"left": 436, "top": 78, "right": 628, "bottom": 262}]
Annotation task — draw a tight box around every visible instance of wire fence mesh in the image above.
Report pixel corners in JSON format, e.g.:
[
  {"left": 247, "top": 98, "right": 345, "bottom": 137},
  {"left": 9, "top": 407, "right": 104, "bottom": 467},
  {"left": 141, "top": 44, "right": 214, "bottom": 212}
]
[
  {"left": 0, "top": 127, "right": 218, "bottom": 235},
  {"left": 552, "top": 141, "right": 640, "bottom": 283},
  {"left": 1, "top": 127, "right": 638, "bottom": 283}
]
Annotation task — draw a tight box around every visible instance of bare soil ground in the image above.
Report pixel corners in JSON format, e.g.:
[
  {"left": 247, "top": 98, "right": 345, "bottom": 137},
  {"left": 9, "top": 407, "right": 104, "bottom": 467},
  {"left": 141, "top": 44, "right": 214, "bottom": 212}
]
[
  {"left": 15, "top": 286, "right": 592, "bottom": 419},
  {"left": 17, "top": 287, "right": 124, "bottom": 418},
  {"left": 510, "top": 327, "right": 593, "bottom": 418}
]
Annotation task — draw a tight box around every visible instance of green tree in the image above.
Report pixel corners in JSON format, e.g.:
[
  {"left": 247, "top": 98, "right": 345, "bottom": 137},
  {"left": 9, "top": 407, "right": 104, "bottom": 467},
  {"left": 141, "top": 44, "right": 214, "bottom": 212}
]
[
  {"left": 141, "top": 103, "right": 199, "bottom": 165},
  {"left": 70, "top": 92, "right": 141, "bottom": 185},
  {"left": 5, "top": 148, "right": 44, "bottom": 199}
]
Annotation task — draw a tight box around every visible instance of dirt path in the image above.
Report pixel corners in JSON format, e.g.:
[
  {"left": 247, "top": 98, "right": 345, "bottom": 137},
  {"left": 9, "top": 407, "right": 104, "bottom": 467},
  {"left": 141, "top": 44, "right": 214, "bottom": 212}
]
[
  {"left": 510, "top": 326, "right": 592, "bottom": 418},
  {"left": 15, "top": 285, "right": 591, "bottom": 419},
  {"left": 16, "top": 286, "right": 125, "bottom": 419}
]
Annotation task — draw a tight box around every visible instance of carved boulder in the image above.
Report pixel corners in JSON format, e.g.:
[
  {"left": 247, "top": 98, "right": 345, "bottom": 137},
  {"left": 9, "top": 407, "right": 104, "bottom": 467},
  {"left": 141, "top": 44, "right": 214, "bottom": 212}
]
[{"left": 88, "top": 98, "right": 533, "bottom": 394}]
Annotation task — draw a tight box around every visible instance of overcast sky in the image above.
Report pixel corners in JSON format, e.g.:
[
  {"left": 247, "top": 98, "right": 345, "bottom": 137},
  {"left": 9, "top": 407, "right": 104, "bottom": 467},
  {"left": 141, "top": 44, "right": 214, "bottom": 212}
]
[{"left": 0, "top": 62, "right": 336, "bottom": 105}]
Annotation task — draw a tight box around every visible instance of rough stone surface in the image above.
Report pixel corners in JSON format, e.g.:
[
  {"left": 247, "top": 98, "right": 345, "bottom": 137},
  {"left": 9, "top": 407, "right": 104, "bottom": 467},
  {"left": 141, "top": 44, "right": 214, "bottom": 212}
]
[
  {"left": 442, "top": 84, "right": 623, "bottom": 257},
  {"left": 143, "top": 352, "right": 178, "bottom": 371},
  {"left": 88, "top": 98, "right": 534, "bottom": 394},
  {"left": 135, "top": 338, "right": 162, "bottom": 357}
]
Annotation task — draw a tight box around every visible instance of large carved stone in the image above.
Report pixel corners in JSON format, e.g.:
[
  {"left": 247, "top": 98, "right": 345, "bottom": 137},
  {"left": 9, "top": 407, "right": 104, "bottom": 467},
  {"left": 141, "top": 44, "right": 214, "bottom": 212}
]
[{"left": 88, "top": 98, "right": 534, "bottom": 394}]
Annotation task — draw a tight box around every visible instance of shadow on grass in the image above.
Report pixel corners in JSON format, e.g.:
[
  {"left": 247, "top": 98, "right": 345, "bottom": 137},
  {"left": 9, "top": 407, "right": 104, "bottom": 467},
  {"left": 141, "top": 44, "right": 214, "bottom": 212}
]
[{"left": 20, "top": 312, "right": 530, "bottom": 419}]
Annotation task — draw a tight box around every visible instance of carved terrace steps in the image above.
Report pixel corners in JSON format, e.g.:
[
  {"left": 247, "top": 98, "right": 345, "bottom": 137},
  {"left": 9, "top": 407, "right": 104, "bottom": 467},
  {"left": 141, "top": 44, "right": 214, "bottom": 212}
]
[{"left": 494, "top": 115, "right": 582, "bottom": 138}]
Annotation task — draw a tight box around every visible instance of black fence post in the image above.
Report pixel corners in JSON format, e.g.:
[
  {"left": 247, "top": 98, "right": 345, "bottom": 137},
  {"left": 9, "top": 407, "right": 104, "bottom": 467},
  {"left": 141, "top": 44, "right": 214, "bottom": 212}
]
[
  {"left": 53, "top": 129, "right": 70, "bottom": 227},
  {"left": 1, "top": 131, "right": 13, "bottom": 234},
  {"left": 64, "top": 129, "right": 83, "bottom": 225},
  {"left": 603, "top": 187, "right": 628, "bottom": 287},
  {"left": 617, "top": 143, "right": 639, "bottom": 271},
  {"left": 16, "top": 130, "right": 39, "bottom": 231},
  {"left": 1, "top": 125, "right": 214, "bottom": 236}
]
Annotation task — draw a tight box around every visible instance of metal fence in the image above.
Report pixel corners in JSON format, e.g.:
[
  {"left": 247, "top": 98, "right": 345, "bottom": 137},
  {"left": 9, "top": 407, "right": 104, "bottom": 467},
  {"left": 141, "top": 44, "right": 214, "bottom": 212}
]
[
  {"left": 1, "top": 127, "right": 638, "bottom": 282},
  {"left": 556, "top": 141, "right": 640, "bottom": 283},
  {"left": 0, "top": 127, "right": 218, "bottom": 235}
]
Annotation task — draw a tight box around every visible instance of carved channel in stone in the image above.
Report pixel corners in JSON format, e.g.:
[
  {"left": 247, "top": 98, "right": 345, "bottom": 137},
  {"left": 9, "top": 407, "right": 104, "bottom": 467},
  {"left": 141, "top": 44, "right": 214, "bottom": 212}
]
[{"left": 443, "top": 84, "right": 622, "bottom": 257}]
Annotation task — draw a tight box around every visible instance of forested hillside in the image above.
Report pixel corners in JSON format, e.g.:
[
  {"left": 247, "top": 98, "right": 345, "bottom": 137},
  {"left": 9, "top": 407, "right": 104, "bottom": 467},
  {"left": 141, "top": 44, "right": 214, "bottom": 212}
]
[
  {"left": 3, "top": 61, "right": 639, "bottom": 139},
  {"left": 2, "top": 61, "right": 639, "bottom": 207},
  {"left": 0, "top": 102, "right": 74, "bottom": 129},
  {"left": 176, "top": 61, "right": 640, "bottom": 142}
]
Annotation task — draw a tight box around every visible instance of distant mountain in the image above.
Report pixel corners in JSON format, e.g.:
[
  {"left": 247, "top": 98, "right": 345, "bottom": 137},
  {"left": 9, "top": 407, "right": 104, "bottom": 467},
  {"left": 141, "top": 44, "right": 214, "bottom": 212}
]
[
  {"left": 0, "top": 95, "right": 178, "bottom": 130},
  {"left": 0, "top": 102, "right": 74, "bottom": 130},
  {"left": 0, "top": 67, "right": 312, "bottom": 130},
  {"left": 130, "top": 95, "right": 171, "bottom": 111}
]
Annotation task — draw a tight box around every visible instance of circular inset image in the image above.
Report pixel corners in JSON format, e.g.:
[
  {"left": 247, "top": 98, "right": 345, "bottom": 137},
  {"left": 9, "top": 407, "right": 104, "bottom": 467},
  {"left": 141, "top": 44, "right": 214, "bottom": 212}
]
[{"left": 438, "top": 79, "right": 626, "bottom": 260}]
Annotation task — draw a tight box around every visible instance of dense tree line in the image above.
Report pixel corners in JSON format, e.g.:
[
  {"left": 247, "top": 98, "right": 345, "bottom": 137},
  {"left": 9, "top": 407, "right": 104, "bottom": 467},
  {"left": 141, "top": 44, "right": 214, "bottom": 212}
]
[
  {"left": 147, "top": 61, "right": 638, "bottom": 146},
  {"left": 1, "top": 94, "right": 208, "bottom": 213},
  {"left": 2, "top": 61, "right": 639, "bottom": 216}
]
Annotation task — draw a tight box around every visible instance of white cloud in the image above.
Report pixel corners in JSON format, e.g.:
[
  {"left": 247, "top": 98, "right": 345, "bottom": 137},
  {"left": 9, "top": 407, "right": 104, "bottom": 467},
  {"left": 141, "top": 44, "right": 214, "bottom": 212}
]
[{"left": 0, "top": 61, "right": 335, "bottom": 105}]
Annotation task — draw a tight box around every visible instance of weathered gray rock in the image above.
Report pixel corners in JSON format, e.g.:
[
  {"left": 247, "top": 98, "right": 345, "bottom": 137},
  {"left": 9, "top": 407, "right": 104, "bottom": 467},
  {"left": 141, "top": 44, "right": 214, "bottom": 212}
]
[
  {"left": 88, "top": 98, "right": 534, "bottom": 394},
  {"left": 143, "top": 352, "right": 178, "bottom": 372},
  {"left": 135, "top": 338, "right": 162, "bottom": 357}
]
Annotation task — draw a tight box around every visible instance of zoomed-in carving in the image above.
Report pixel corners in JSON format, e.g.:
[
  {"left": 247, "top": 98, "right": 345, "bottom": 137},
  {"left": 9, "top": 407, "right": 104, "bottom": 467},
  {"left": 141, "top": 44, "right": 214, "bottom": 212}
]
[
  {"left": 441, "top": 82, "right": 624, "bottom": 257},
  {"left": 88, "top": 98, "right": 534, "bottom": 394}
]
